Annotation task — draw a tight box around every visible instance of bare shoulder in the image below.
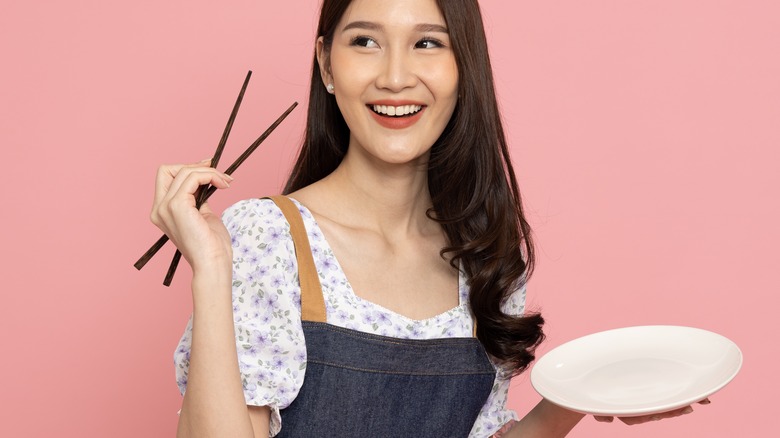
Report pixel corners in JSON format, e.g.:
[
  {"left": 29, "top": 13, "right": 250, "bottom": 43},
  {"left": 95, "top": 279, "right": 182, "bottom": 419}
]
[{"left": 287, "top": 182, "right": 343, "bottom": 223}]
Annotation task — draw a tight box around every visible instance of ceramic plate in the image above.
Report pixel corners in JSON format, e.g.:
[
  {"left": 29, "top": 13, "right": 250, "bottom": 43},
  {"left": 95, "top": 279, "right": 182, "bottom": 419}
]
[{"left": 530, "top": 325, "right": 742, "bottom": 416}]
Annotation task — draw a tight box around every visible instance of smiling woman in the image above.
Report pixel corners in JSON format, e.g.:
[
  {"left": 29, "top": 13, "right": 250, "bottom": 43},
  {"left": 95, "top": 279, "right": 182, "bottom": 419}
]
[
  {"left": 321, "top": 2, "right": 459, "bottom": 165},
  {"left": 149, "top": 0, "right": 699, "bottom": 437}
]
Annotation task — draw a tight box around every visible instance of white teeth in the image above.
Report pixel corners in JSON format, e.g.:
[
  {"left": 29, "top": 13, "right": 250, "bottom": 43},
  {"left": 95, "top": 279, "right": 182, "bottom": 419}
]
[{"left": 371, "top": 104, "right": 423, "bottom": 117}]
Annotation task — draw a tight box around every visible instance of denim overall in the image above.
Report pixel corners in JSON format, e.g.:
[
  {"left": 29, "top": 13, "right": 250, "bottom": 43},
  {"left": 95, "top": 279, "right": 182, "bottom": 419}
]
[{"left": 270, "top": 196, "right": 496, "bottom": 438}]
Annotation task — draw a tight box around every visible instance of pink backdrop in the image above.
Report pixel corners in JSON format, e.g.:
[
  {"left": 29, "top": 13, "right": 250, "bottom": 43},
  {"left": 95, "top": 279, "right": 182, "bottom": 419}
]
[{"left": 1, "top": 1, "right": 777, "bottom": 436}]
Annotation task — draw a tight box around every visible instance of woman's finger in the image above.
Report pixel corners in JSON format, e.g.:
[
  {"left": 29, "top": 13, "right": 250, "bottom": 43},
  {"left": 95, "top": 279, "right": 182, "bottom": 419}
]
[
  {"left": 153, "top": 164, "right": 185, "bottom": 208},
  {"left": 164, "top": 169, "right": 232, "bottom": 213},
  {"left": 617, "top": 405, "right": 694, "bottom": 426},
  {"left": 163, "top": 162, "right": 231, "bottom": 202},
  {"left": 152, "top": 166, "right": 232, "bottom": 231},
  {"left": 152, "top": 159, "right": 222, "bottom": 206}
]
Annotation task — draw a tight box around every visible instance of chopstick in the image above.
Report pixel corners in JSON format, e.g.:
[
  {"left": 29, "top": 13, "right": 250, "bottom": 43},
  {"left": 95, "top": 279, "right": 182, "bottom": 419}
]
[
  {"left": 136, "top": 101, "right": 299, "bottom": 283},
  {"left": 160, "top": 101, "right": 298, "bottom": 286},
  {"left": 161, "top": 71, "right": 253, "bottom": 286},
  {"left": 133, "top": 100, "right": 298, "bottom": 275},
  {"left": 133, "top": 77, "right": 298, "bottom": 286}
]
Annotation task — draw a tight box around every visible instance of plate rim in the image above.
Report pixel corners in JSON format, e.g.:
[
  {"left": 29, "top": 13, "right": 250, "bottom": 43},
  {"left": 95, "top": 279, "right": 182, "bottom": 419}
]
[{"left": 529, "top": 325, "right": 743, "bottom": 416}]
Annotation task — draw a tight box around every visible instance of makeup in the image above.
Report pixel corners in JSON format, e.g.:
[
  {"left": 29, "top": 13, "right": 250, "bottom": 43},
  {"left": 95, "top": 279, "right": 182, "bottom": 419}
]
[{"left": 367, "top": 100, "right": 426, "bottom": 129}]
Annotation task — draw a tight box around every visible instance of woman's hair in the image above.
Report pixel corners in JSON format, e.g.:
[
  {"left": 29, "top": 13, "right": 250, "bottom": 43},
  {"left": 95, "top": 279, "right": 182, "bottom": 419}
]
[{"left": 284, "top": 0, "right": 544, "bottom": 375}]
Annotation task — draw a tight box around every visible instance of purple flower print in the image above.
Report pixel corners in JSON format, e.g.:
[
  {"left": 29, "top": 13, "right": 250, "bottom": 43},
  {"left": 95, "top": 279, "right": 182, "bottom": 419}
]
[
  {"left": 289, "top": 289, "right": 301, "bottom": 309},
  {"left": 270, "top": 276, "right": 283, "bottom": 289},
  {"left": 255, "top": 369, "right": 269, "bottom": 382},
  {"left": 239, "top": 245, "right": 252, "bottom": 258},
  {"left": 320, "top": 256, "right": 336, "bottom": 271},
  {"left": 361, "top": 312, "right": 376, "bottom": 325},
  {"left": 270, "top": 356, "right": 284, "bottom": 370},
  {"left": 251, "top": 293, "right": 262, "bottom": 308},
  {"left": 282, "top": 257, "right": 295, "bottom": 273},
  {"left": 244, "top": 344, "right": 262, "bottom": 357},
  {"left": 264, "top": 292, "right": 280, "bottom": 310},
  {"left": 177, "top": 375, "right": 188, "bottom": 391},
  {"left": 245, "top": 270, "right": 258, "bottom": 285},
  {"left": 336, "top": 309, "right": 349, "bottom": 323},
  {"left": 251, "top": 330, "right": 271, "bottom": 348},
  {"left": 375, "top": 311, "right": 391, "bottom": 326},
  {"left": 243, "top": 381, "right": 258, "bottom": 401},
  {"left": 265, "top": 227, "right": 282, "bottom": 244},
  {"left": 308, "top": 227, "right": 323, "bottom": 242}
]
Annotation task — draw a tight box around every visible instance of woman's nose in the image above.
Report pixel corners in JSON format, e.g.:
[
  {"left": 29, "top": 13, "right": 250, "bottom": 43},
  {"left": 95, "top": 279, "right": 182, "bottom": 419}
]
[{"left": 375, "top": 49, "right": 418, "bottom": 92}]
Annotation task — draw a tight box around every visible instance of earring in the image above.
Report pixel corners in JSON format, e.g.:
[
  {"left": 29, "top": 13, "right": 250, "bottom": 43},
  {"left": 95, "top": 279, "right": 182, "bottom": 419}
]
[{"left": 326, "top": 83, "right": 335, "bottom": 94}]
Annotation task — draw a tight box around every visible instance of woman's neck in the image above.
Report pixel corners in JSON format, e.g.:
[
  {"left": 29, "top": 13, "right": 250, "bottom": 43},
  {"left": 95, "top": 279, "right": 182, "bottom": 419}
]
[{"left": 302, "top": 148, "right": 437, "bottom": 239}]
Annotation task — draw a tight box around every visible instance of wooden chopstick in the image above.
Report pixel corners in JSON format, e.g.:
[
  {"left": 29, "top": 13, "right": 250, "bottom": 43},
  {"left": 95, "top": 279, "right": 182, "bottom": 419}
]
[
  {"left": 134, "top": 71, "right": 252, "bottom": 273},
  {"left": 133, "top": 77, "right": 298, "bottom": 287},
  {"left": 162, "top": 71, "right": 253, "bottom": 286},
  {"left": 162, "top": 101, "right": 298, "bottom": 285},
  {"left": 133, "top": 101, "right": 298, "bottom": 277}
]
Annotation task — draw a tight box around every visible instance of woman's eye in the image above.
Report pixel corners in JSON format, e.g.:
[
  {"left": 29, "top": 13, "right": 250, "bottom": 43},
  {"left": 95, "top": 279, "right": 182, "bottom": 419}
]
[
  {"left": 351, "top": 36, "right": 379, "bottom": 48},
  {"left": 415, "top": 38, "right": 445, "bottom": 49}
]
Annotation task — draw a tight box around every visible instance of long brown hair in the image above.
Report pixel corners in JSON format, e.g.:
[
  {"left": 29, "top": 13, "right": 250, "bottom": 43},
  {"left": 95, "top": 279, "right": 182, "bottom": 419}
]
[{"left": 284, "top": 0, "right": 544, "bottom": 375}]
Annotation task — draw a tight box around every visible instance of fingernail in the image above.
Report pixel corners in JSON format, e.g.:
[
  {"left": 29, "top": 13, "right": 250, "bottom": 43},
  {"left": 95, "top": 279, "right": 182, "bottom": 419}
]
[
  {"left": 682, "top": 407, "right": 693, "bottom": 414},
  {"left": 650, "top": 415, "right": 662, "bottom": 421},
  {"left": 225, "top": 174, "right": 234, "bottom": 181},
  {"left": 699, "top": 398, "right": 711, "bottom": 405},
  {"left": 200, "top": 158, "right": 212, "bottom": 163}
]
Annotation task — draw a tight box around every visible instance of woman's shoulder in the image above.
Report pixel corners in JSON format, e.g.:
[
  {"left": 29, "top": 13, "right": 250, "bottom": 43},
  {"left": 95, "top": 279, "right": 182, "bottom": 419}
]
[
  {"left": 221, "top": 197, "right": 297, "bottom": 251},
  {"left": 222, "top": 197, "right": 286, "bottom": 225}
]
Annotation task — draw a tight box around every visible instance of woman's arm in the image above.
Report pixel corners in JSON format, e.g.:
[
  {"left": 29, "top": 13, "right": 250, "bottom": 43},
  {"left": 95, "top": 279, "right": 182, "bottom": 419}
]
[
  {"left": 176, "top": 271, "right": 270, "bottom": 438},
  {"left": 150, "top": 162, "right": 271, "bottom": 437},
  {"left": 503, "top": 399, "right": 585, "bottom": 438},
  {"left": 502, "top": 398, "right": 705, "bottom": 437}
]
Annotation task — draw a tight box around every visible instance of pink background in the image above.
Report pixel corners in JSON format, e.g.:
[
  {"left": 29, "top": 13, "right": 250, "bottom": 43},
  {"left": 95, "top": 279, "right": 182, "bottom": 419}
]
[{"left": 1, "top": 1, "right": 777, "bottom": 436}]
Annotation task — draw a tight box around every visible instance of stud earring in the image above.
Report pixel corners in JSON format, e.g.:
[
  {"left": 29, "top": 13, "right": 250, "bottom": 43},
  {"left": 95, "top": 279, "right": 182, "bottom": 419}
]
[{"left": 326, "top": 83, "right": 335, "bottom": 94}]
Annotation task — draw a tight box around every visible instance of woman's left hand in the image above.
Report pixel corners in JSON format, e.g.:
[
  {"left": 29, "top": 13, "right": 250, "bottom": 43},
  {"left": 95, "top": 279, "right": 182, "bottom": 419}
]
[{"left": 594, "top": 398, "right": 711, "bottom": 425}]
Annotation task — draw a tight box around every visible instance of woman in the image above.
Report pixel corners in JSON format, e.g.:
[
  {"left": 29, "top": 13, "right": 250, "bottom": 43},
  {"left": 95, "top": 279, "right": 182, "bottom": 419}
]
[{"left": 153, "top": 0, "right": 699, "bottom": 436}]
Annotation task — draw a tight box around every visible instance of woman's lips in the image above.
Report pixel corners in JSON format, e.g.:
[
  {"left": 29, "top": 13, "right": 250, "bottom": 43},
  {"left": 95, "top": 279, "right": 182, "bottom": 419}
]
[{"left": 367, "top": 103, "right": 426, "bottom": 130}]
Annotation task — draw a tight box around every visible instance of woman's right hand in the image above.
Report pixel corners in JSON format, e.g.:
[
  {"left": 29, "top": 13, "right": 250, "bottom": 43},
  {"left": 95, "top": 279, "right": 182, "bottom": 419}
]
[{"left": 150, "top": 160, "right": 234, "bottom": 273}]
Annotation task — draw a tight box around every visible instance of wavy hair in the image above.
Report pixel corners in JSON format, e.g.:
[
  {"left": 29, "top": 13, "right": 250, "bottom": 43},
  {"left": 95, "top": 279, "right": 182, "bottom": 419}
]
[{"left": 284, "top": 0, "right": 544, "bottom": 375}]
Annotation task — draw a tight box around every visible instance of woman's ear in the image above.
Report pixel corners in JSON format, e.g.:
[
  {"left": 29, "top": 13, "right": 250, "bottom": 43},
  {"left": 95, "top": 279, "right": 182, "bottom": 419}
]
[{"left": 316, "top": 37, "right": 333, "bottom": 90}]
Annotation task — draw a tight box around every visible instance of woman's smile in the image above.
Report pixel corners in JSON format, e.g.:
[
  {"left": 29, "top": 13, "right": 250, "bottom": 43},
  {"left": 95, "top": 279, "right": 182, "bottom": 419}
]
[
  {"left": 318, "top": 0, "right": 459, "bottom": 166},
  {"left": 367, "top": 100, "right": 426, "bottom": 129}
]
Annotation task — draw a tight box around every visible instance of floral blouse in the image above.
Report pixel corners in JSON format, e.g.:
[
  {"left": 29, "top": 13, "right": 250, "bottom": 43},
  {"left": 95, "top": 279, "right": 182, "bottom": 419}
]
[{"left": 174, "top": 198, "right": 526, "bottom": 437}]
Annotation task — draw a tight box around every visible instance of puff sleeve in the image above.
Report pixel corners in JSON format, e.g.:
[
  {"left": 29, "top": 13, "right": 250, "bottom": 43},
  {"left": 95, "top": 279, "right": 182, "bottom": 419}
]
[
  {"left": 174, "top": 198, "right": 307, "bottom": 436},
  {"left": 468, "top": 282, "right": 528, "bottom": 437}
]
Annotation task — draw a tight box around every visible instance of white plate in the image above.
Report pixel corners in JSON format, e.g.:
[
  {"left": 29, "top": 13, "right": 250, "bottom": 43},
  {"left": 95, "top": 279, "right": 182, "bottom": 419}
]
[{"left": 530, "top": 325, "right": 742, "bottom": 416}]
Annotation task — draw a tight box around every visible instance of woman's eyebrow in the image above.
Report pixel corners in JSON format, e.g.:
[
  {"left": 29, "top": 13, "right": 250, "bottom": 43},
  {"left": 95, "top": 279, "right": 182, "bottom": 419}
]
[
  {"left": 343, "top": 21, "right": 383, "bottom": 32},
  {"left": 342, "top": 21, "right": 448, "bottom": 34},
  {"left": 414, "top": 23, "right": 448, "bottom": 34}
]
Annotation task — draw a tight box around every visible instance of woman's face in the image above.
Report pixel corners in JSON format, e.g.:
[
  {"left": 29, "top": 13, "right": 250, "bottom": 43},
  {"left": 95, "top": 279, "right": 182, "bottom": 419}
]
[{"left": 319, "top": 0, "right": 458, "bottom": 168}]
